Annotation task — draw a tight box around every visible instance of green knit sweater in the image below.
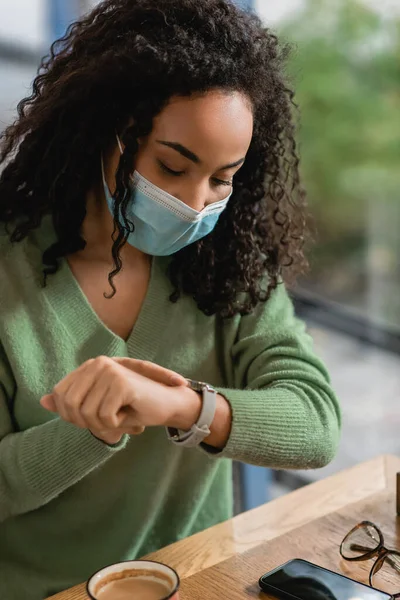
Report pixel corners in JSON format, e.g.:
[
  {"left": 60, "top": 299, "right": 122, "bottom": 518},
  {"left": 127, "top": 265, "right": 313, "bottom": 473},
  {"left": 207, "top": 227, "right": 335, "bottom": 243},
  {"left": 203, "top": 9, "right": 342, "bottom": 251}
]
[{"left": 0, "top": 219, "right": 340, "bottom": 599}]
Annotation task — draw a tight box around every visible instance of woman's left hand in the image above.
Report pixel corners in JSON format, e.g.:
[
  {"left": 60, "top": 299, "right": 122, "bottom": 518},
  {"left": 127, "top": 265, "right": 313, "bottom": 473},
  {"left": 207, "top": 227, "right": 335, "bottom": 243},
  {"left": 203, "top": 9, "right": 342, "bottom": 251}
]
[{"left": 40, "top": 357, "right": 200, "bottom": 443}]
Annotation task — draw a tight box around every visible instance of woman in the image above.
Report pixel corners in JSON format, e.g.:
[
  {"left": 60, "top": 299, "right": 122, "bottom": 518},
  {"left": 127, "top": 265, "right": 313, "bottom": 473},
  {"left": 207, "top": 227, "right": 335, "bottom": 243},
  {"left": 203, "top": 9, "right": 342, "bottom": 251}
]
[{"left": 0, "top": 0, "right": 341, "bottom": 597}]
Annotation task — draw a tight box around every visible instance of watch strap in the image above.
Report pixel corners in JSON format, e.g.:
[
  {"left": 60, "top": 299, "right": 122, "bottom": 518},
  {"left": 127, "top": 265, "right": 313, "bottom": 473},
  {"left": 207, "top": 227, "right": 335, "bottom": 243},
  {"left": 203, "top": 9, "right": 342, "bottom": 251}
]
[{"left": 166, "top": 380, "right": 217, "bottom": 448}]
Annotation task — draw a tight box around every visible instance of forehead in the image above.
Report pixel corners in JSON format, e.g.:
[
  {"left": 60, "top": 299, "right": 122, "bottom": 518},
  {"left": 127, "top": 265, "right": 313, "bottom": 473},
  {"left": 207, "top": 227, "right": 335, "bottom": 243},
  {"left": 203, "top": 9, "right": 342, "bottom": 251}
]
[{"left": 150, "top": 91, "right": 254, "bottom": 162}]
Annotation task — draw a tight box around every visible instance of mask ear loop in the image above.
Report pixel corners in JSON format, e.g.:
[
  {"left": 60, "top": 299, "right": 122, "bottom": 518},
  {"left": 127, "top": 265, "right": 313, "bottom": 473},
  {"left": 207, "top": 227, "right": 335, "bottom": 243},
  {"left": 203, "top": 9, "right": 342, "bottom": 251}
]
[
  {"left": 113, "top": 133, "right": 134, "bottom": 230},
  {"left": 101, "top": 133, "right": 123, "bottom": 186},
  {"left": 115, "top": 133, "right": 124, "bottom": 154},
  {"left": 100, "top": 154, "right": 108, "bottom": 187}
]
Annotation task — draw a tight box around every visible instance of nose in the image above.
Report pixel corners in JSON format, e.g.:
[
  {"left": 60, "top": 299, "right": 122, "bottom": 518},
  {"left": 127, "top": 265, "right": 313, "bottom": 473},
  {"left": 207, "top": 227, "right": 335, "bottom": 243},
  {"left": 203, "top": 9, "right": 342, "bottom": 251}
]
[{"left": 174, "top": 181, "right": 209, "bottom": 212}]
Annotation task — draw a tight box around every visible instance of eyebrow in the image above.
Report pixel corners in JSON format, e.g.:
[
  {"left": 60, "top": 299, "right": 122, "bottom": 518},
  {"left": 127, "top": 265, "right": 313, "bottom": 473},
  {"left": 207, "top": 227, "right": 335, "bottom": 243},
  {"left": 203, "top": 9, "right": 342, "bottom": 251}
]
[{"left": 156, "top": 140, "right": 245, "bottom": 170}]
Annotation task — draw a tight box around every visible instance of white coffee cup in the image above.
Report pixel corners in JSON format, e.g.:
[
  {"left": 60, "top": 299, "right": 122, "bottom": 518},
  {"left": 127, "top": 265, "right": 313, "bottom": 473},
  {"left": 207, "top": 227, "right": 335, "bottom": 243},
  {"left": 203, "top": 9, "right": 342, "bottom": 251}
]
[{"left": 87, "top": 559, "right": 180, "bottom": 600}]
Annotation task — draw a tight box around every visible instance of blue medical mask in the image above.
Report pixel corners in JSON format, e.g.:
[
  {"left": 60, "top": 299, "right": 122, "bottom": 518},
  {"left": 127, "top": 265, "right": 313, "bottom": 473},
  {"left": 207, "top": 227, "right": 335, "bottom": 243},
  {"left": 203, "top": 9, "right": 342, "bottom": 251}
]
[{"left": 101, "top": 137, "right": 231, "bottom": 256}]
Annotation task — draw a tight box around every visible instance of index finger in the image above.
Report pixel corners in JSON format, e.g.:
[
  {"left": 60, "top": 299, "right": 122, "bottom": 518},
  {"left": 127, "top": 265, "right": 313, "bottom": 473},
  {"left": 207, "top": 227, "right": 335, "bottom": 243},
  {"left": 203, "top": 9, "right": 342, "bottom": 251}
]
[{"left": 112, "top": 358, "right": 187, "bottom": 387}]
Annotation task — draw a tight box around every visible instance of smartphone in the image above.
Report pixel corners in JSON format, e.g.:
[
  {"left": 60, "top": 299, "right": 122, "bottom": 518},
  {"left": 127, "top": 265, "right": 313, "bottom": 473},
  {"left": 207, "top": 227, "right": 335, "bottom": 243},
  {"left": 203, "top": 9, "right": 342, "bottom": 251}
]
[{"left": 259, "top": 558, "right": 391, "bottom": 600}]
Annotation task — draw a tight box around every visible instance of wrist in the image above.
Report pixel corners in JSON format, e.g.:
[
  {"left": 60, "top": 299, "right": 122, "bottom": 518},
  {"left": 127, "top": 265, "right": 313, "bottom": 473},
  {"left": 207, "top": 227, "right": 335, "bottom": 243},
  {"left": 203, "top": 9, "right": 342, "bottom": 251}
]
[
  {"left": 202, "top": 393, "right": 232, "bottom": 449},
  {"left": 90, "top": 429, "right": 123, "bottom": 446},
  {"left": 167, "top": 385, "right": 202, "bottom": 431}
]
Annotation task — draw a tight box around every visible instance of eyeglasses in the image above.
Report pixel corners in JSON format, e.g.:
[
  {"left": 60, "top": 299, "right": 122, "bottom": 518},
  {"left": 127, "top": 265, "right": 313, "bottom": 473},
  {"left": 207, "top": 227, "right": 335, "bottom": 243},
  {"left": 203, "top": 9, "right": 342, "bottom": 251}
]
[{"left": 340, "top": 521, "right": 400, "bottom": 599}]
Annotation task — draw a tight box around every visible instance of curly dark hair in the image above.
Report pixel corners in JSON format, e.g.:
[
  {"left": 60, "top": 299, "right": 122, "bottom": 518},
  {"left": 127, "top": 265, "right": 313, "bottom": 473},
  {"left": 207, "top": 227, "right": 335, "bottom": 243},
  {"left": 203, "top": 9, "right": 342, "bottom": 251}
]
[{"left": 0, "top": 0, "right": 308, "bottom": 317}]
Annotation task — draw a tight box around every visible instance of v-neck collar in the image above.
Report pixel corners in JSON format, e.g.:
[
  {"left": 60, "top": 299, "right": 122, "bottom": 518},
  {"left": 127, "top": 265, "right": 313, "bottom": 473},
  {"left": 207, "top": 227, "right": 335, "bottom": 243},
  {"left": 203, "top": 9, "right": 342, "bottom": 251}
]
[{"left": 32, "top": 218, "right": 172, "bottom": 361}]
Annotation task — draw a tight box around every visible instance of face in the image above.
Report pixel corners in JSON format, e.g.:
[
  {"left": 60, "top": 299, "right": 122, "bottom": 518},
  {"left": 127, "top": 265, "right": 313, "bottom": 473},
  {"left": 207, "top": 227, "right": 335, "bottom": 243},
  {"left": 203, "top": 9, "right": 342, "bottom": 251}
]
[{"left": 133, "top": 90, "right": 253, "bottom": 211}]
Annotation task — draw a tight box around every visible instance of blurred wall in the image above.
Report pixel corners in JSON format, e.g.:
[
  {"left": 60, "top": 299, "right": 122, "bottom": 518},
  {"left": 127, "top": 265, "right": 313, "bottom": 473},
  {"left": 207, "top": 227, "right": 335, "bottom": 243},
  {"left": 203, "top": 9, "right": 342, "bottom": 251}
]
[{"left": 0, "top": 0, "right": 45, "bottom": 51}]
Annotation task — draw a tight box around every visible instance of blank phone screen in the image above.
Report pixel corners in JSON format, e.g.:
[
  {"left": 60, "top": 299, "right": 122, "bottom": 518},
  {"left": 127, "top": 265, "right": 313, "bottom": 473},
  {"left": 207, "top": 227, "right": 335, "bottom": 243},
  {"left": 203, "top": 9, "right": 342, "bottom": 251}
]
[{"left": 260, "top": 559, "right": 391, "bottom": 600}]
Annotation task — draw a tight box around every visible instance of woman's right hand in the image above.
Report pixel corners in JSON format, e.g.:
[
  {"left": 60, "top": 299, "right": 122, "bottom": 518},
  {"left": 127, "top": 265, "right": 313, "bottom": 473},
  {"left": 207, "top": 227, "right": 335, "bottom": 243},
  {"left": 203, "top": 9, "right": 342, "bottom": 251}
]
[
  {"left": 41, "top": 357, "right": 188, "bottom": 445},
  {"left": 95, "top": 357, "right": 188, "bottom": 443}
]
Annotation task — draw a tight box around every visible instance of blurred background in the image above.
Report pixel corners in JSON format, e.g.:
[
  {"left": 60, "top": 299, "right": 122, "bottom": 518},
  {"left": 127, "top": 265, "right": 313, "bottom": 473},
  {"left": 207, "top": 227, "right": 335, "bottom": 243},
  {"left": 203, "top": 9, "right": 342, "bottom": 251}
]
[{"left": 0, "top": 0, "right": 399, "bottom": 508}]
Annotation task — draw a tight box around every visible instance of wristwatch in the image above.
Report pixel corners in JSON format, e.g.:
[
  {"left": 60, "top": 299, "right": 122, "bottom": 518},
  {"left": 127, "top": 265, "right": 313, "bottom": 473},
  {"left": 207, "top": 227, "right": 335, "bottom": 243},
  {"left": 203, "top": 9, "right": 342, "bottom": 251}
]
[{"left": 166, "top": 379, "right": 217, "bottom": 448}]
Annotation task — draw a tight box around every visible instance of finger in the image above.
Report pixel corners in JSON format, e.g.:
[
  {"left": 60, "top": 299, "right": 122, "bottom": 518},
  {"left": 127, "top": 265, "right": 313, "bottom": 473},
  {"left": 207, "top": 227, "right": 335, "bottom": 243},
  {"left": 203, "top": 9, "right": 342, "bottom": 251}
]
[
  {"left": 52, "top": 392, "right": 72, "bottom": 423},
  {"left": 63, "top": 375, "right": 100, "bottom": 429},
  {"left": 50, "top": 359, "right": 97, "bottom": 424},
  {"left": 80, "top": 379, "right": 112, "bottom": 432},
  {"left": 97, "top": 385, "right": 127, "bottom": 429},
  {"left": 40, "top": 394, "right": 57, "bottom": 412},
  {"left": 112, "top": 406, "right": 143, "bottom": 430},
  {"left": 113, "top": 358, "right": 187, "bottom": 387},
  {"left": 55, "top": 357, "right": 115, "bottom": 427},
  {"left": 52, "top": 358, "right": 95, "bottom": 397}
]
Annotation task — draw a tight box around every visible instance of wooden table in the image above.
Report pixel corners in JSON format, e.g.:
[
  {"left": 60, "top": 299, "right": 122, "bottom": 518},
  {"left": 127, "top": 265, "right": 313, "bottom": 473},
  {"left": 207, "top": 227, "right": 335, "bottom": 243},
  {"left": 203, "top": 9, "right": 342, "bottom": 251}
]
[{"left": 49, "top": 454, "right": 400, "bottom": 599}]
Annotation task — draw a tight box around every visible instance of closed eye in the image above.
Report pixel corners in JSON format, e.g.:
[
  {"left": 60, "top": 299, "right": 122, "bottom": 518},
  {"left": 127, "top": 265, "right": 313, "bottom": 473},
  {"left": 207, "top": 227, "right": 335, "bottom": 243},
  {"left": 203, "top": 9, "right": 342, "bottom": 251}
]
[
  {"left": 159, "top": 160, "right": 232, "bottom": 187},
  {"left": 212, "top": 178, "right": 233, "bottom": 187},
  {"left": 158, "top": 161, "right": 184, "bottom": 176}
]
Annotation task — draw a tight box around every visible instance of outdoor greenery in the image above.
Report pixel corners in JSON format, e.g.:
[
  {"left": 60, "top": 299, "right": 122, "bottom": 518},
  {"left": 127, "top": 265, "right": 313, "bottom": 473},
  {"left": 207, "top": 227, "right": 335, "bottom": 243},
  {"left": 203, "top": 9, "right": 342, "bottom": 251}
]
[{"left": 281, "top": 0, "right": 400, "bottom": 326}]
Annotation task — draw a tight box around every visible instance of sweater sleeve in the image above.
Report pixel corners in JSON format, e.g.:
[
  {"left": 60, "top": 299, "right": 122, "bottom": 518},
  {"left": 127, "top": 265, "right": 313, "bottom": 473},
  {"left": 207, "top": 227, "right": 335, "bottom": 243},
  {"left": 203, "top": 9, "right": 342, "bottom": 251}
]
[
  {"left": 0, "top": 347, "right": 128, "bottom": 524},
  {"left": 205, "top": 283, "right": 341, "bottom": 470}
]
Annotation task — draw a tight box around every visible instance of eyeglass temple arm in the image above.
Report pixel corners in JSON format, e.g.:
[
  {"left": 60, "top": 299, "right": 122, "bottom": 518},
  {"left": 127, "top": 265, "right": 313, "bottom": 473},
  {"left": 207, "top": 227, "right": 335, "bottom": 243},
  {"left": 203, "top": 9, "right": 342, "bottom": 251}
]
[
  {"left": 370, "top": 553, "right": 398, "bottom": 578},
  {"left": 346, "top": 534, "right": 381, "bottom": 554},
  {"left": 348, "top": 543, "right": 374, "bottom": 553},
  {"left": 384, "top": 555, "right": 399, "bottom": 570}
]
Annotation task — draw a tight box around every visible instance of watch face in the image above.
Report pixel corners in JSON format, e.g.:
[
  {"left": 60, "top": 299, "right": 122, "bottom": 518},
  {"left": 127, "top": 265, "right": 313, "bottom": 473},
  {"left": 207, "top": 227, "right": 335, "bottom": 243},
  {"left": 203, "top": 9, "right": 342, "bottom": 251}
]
[
  {"left": 187, "top": 379, "right": 216, "bottom": 394},
  {"left": 187, "top": 379, "right": 204, "bottom": 392}
]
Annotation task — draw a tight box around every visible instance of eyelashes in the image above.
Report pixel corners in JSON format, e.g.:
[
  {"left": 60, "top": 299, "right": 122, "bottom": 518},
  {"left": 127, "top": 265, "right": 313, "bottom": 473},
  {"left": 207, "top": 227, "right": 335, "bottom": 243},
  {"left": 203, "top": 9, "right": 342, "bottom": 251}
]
[
  {"left": 213, "top": 178, "right": 233, "bottom": 187},
  {"left": 158, "top": 161, "right": 232, "bottom": 187},
  {"left": 158, "top": 161, "right": 184, "bottom": 176}
]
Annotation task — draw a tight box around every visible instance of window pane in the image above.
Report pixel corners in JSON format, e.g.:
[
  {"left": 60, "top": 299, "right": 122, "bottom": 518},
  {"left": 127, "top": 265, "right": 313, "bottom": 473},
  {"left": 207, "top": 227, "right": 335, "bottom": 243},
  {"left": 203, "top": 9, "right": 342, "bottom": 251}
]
[
  {"left": 255, "top": 0, "right": 400, "bottom": 481},
  {"left": 279, "top": 0, "right": 400, "bottom": 331}
]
